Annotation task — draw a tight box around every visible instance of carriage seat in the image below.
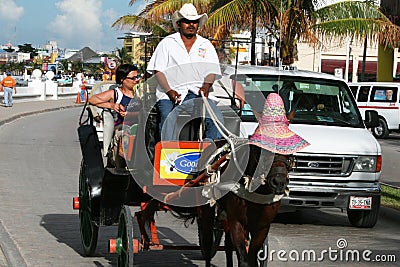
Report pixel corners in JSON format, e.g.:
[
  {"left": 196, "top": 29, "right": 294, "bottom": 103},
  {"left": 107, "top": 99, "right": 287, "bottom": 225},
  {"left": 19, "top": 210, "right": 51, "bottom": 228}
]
[{"left": 170, "top": 104, "right": 241, "bottom": 141}]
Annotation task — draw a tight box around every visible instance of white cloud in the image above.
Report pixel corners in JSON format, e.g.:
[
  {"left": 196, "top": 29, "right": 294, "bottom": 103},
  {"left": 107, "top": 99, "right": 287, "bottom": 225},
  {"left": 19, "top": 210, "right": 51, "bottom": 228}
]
[
  {"left": 0, "top": 0, "right": 24, "bottom": 21},
  {"left": 48, "top": 0, "right": 104, "bottom": 50},
  {"left": 103, "top": 8, "right": 118, "bottom": 25},
  {"left": 0, "top": 0, "right": 23, "bottom": 45}
]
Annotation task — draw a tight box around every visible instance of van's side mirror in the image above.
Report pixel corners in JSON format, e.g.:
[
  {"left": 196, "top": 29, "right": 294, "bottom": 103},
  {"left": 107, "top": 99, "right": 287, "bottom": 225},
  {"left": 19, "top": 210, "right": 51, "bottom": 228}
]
[{"left": 364, "top": 110, "right": 379, "bottom": 128}]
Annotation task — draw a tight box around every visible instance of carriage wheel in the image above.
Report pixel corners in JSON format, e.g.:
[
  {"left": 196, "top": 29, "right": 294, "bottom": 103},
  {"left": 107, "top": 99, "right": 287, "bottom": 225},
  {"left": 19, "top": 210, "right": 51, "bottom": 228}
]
[
  {"left": 116, "top": 205, "right": 134, "bottom": 267},
  {"left": 79, "top": 160, "right": 99, "bottom": 256},
  {"left": 197, "top": 217, "right": 223, "bottom": 260}
]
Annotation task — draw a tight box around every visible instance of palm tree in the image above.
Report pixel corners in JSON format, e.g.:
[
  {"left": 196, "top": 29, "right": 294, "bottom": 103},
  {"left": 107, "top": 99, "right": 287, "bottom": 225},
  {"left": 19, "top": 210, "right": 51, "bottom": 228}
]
[
  {"left": 113, "top": 0, "right": 400, "bottom": 66},
  {"left": 204, "top": 0, "right": 277, "bottom": 65},
  {"left": 112, "top": 0, "right": 175, "bottom": 37},
  {"left": 115, "top": 47, "right": 133, "bottom": 64},
  {"left": 207, "top": 0, "right": 400, "bottom": 65}
]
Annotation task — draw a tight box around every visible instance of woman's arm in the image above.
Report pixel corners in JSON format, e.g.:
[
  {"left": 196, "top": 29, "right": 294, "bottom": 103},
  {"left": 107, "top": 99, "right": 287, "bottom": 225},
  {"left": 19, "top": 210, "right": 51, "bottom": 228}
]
[{"left": 89, "top": 89, "right": 126, "bottom": 115}]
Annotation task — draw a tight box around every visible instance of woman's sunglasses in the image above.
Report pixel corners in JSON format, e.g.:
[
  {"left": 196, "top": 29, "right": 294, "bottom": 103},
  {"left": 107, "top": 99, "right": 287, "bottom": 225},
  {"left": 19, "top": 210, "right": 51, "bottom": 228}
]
[{"left": 125, "top": 75, "right": 142, "bottom": 80}]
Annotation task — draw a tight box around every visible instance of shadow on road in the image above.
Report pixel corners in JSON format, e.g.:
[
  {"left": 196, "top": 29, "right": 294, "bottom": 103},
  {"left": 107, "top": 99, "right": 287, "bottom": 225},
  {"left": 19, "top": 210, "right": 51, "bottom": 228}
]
[
  {"left": 40, "top": 214, "right": 206, "bottom": 266},
  {"left": 274, "top": 208, "right": 351, "bottom": 226},
  {"left": 40, "top": 214, "right": 116, "bottom": 265}
]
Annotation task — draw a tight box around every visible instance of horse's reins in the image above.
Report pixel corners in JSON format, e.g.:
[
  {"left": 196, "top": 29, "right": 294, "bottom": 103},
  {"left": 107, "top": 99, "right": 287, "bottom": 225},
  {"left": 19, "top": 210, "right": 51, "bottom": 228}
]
[
  {"left": 163, "top": 92, "right": 241, "bottom": 203},
  {"left": 199, "top": 91, "right": 249, "bottom": 174}
]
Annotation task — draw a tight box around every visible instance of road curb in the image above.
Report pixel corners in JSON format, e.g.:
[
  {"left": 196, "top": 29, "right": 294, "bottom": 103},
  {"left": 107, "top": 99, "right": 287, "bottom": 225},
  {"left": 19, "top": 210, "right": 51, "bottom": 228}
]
[
  {"left": 0, "top": 221, "right": 27, "bottom": 267},
  {"left": 381, "top": 182, "right": 400, "bottom": 189}
]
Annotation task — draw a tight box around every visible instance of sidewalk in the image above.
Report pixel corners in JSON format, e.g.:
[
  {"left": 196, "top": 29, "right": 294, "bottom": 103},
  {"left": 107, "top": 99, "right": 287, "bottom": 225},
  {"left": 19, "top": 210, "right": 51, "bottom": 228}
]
[{"left": 0, "top": 98, "right": 81, "bottom": 267}]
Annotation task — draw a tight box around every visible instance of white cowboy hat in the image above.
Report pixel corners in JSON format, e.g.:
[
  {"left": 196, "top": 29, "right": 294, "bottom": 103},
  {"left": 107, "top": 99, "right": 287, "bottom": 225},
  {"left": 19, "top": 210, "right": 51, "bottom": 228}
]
[{"left": 171, "top": 3, "right": 208, "bottom": 32}]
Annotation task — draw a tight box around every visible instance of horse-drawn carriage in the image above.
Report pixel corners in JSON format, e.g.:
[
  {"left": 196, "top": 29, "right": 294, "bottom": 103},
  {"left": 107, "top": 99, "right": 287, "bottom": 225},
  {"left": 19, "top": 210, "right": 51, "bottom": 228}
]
[{"left": 73, "top": 68, "right": 310, "bottom": 267}]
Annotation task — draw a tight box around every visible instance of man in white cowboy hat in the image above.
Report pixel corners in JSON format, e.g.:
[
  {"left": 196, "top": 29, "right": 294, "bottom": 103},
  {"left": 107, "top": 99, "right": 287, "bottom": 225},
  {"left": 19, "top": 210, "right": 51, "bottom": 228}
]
[{"left": 147, "top": 3, "right": 223, "bottom": 141}]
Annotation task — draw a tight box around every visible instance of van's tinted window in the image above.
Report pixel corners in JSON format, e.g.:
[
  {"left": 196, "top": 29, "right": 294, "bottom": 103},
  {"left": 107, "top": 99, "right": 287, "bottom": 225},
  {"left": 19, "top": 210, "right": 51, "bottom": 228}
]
[
  {"left": 371, "top": 86, "right": 397, "bottom": 102},
  {"left": 235, "top": 75, "right": 363, "bottom": 128},
  {"left": 357, "top": 86, "right": 370, "bottom": 102}
]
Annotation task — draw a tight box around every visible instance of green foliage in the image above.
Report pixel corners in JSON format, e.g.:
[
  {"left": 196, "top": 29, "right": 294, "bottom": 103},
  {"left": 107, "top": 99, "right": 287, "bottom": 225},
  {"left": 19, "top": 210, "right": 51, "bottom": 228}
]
[
  {"left": 4, "top": 47, "right": 15, "bottom": 53},
  {"left": 17, "top": 43, "right": 38, "bottom": 59},
  {"left": 0, "top": 61, "right": 26, "bottom": 74},
  {"left": 116, "top": 47, "right": 133, "bottom": 64},
  {"left": 381, "top": 184, "right": 400, "bottom": 210}
]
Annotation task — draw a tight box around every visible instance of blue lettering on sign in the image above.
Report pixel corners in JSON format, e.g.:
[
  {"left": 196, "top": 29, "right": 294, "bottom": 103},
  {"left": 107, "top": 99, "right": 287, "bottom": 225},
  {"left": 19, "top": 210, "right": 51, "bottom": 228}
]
[{"left": 173, "top": 152, "right": 202, "bottom": 174}]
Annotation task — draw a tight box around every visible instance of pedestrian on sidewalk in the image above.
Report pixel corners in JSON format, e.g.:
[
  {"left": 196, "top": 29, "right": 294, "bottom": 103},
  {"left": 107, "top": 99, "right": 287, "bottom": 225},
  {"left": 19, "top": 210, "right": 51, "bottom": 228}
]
[
  {"left": 79, "top": 73, "right": 87, "bottom": 102},
  {"left": 0, "top": 72, "right": 17, "bottom": 107}
]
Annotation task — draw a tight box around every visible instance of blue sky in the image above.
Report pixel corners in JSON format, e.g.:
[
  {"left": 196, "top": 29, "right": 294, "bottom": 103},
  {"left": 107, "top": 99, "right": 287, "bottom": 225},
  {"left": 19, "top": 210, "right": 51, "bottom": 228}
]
[{"left": 0, "top": 0, "right": 145, "bottom": 52}]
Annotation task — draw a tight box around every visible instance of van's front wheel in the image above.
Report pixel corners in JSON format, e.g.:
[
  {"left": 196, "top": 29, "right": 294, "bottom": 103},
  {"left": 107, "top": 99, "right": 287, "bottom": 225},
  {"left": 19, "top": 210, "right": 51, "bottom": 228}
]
[
  {"left": 347, "top": 195, "right": 380, "bottom": 228},
  {"left": 372, "top": 118, "right": 389, "bottom": 139}
]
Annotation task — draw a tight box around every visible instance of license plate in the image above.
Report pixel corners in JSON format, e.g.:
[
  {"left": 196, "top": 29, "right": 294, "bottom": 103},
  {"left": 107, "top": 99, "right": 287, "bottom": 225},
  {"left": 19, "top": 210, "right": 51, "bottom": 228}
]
[{"left": 349, "top": 196, "right": 372, "bottom": 210}]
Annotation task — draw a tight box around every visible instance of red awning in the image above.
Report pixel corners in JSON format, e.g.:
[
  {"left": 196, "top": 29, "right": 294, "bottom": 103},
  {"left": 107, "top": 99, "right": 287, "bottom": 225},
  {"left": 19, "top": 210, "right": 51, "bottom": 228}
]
[
  {"left": 321, "top": 59, "right": 353, "bottom": 73},
  {"left": 357, "top": 61, "right": 377, "bottom": 74}
]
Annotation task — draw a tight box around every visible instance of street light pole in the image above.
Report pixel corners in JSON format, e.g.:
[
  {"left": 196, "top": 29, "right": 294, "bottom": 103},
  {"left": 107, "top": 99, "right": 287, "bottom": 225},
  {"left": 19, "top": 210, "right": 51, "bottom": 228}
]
[
  {"left": 119, "top": 31, "right": 152, "bottom": 68},
  {"left": 345, "top": 37, "right": 351, "bottom": 82},
  {"left": 80, "top": 51, "right": 83, "bottom": 72}
]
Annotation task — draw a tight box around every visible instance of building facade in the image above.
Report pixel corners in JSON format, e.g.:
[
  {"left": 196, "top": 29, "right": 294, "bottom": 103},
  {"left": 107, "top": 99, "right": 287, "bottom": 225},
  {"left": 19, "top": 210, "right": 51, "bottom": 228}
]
[{"left": 295, "top": 38, "right": 400, "bottom": 82}]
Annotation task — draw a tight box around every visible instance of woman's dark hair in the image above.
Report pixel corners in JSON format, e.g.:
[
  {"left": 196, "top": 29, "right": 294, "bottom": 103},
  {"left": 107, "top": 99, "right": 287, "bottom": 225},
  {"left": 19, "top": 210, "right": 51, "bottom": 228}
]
[{"left": 116, "top": 63, "right": 138, "bottom": 84}]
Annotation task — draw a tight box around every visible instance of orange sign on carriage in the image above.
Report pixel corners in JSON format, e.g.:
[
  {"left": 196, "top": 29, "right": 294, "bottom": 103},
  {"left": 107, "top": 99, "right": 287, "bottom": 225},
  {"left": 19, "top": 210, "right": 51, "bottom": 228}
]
[{"left": 153, "top": 141, "right": 211, "bottom": 186}]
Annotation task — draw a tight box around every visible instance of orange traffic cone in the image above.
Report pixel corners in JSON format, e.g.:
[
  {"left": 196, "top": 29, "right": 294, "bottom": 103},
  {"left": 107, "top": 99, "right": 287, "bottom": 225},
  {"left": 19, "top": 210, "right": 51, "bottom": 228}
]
[{"left": 75, "top": 92, "right": 82, "bottom": 104}]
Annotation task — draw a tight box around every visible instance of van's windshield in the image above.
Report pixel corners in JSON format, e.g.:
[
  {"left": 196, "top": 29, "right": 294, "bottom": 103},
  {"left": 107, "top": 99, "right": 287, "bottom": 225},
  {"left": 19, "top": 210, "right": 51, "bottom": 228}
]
[{"left": 235, "top": 74, "right": 364, "bottom": 128}]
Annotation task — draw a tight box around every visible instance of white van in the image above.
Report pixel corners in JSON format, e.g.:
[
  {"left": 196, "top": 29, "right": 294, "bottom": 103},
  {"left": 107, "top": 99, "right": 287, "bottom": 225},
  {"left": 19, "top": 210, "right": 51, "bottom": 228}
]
[
  {"left": 229, "top": 66, "right": 382, "bottom": 228},
  {"left": 348, "top": 82, "right": 400, "bottom": 138}
]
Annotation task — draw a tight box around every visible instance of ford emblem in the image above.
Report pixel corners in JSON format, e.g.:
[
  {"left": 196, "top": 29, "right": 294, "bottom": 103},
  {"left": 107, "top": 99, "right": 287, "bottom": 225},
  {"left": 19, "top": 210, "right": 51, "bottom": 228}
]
[
  {"left": 308, "top": 161, "right": 319, "bottom": 168},
  {"left": 173, "top": 152, "right": 202, "bottom": 174}
]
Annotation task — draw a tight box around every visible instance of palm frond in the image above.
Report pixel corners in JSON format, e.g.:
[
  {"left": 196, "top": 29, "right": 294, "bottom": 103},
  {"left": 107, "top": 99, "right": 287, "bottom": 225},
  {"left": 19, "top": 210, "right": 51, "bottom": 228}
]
[
  {"left": 312, "top": 1, "right": 400, "bottom": 48},
  {"left": 112, "top": 15, "right": 172, "bottom": 35}
]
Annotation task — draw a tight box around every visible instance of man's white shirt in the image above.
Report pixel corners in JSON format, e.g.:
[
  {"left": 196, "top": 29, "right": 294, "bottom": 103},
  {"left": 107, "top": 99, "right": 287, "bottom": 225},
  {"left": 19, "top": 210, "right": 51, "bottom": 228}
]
[{"left": 147, "top": 32, "right": 221, "bottom": 101}]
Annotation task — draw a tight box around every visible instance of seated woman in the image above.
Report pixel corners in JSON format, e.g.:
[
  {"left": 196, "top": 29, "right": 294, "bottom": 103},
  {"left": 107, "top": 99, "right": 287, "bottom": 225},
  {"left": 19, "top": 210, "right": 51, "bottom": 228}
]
[{"left": 89, "top": 64, "right": 142, "bottom": 164}]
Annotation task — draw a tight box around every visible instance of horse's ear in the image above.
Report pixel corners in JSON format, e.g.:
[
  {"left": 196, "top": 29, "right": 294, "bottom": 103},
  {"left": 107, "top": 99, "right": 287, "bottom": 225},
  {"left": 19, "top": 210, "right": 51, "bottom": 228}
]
[
  {"left": 287, "top": 155, "right": 295, "bottom": 170},
  {"left": 274, "top": 154, "right": 293, "bottom": 169}
]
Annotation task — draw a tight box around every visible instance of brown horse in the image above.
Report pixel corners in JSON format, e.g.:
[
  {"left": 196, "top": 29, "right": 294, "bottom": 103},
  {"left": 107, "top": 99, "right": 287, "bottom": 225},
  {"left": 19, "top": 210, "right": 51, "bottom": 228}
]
[{"left": 199, "top": 144, "right": 292, "bottom": 267}]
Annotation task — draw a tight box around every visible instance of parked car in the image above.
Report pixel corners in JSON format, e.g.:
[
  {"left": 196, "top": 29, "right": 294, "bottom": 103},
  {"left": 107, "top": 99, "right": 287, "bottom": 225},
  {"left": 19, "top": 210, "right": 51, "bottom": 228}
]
[
  {"left": 15, "top": 78, "right": 28, "bottom": 87},
  {"left": 349, "top": 82, "right": 400, "bottom": 138},
  {"left": 57, "top": 77, "right": 73, "bottom": 86},
  {"left": 229, "top": 65, "right": 381, "bottom": 227},
  {"left": 52, "top": 74, "right": 62, "bottom": 81}
]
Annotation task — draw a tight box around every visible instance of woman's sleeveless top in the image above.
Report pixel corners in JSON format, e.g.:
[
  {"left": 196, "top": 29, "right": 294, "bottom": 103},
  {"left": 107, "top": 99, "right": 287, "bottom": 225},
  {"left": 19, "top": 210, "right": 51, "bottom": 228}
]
[{"left": 114, "top": 87, "right": 142, "bottom": 126}]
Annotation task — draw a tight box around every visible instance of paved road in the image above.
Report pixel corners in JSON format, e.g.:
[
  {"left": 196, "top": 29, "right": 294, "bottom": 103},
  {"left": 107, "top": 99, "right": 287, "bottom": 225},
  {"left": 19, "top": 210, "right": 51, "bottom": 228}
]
[
  {"left": 378, "top": 132, "right": 400, "bottom": 187},
  {"left": 0, "top": 99, "right": 78, "bottom": 267},
  {"left": 0, "top": 102, "right": 398, "bottom": 266}
]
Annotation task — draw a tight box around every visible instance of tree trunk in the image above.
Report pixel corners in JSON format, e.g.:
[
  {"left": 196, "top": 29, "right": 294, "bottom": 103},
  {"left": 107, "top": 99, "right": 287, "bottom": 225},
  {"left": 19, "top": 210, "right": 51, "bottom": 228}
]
[
  {"left": 361, "top": 36, "right": 367, "bottom": 82},
  {"left": 250, "top": 2, "right": 257, "bottom": 65}
]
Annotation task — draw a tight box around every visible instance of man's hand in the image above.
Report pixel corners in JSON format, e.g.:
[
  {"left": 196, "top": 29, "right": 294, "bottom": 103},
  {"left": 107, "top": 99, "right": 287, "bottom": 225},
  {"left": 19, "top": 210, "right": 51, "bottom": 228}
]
[
  {"left": 198, "top": 87, "right": 209, "bottom": 98},
  {"left": 166, "top": 89, "right": 181, "bottom": 104}
]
